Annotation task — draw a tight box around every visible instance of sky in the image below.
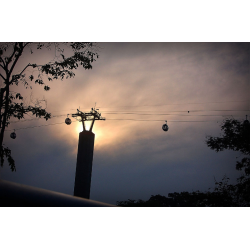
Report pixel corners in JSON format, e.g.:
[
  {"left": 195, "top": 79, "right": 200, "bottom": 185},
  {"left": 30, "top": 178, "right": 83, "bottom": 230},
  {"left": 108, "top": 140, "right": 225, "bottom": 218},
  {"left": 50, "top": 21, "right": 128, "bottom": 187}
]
[{"left": 0, "top": 42, "right": 249, "bottom": 205}]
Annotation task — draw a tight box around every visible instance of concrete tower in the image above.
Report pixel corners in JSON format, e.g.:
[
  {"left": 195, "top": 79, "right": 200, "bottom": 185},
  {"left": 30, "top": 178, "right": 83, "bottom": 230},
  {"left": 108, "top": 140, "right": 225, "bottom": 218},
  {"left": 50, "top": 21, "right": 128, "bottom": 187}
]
[
  {"left": 74, "top": 130, "right": 95, "bottom": 199},
  {"left": 70, "top": 108, "right": 105, "bottom": 199}
]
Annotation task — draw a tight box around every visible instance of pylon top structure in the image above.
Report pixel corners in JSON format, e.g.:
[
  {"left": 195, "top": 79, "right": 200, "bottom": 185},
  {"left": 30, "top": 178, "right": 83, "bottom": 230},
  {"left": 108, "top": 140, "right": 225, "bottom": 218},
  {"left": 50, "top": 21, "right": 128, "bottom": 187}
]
[{"left": 68, "top": 108, "right": 105, "bottom": 132}]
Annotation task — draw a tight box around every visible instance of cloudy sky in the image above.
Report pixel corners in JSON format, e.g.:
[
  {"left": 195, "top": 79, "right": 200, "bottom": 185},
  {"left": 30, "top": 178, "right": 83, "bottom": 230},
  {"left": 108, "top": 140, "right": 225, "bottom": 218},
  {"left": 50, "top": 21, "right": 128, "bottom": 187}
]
[{"left": 0, "top": 42, "right": 249, "bottom": 205}]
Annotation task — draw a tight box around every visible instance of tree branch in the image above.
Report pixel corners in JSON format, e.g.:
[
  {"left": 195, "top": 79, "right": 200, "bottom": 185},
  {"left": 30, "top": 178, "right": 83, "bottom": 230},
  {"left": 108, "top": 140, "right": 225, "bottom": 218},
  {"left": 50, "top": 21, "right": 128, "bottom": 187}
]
[
  {"left": 19, "top": 63, "right": 32, "bottom": 75},
  {"left": 0, "top": 59, "right": 6, "bottom": 70},
  {"left": 0, "top": 73, "right": 5, "bottom": 81},
  {"left": 9, "top": 63, "right": 36, "bottom": 85},
  {"left": 23, "top": 42, "right": 31, "bottom": 49},
  {"left": 8, "top": 44, "right": 24, "bottom": 78},
  {"left": 6, "top": 43, "right": 18, "bottom": 68}
]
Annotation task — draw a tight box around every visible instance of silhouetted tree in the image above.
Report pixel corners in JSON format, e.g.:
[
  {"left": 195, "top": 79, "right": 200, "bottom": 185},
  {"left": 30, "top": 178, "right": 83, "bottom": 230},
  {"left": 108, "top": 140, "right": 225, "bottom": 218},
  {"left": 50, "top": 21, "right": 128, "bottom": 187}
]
[
  {"left": 0, "top": 42, "right": 99, "bottom": 171},
  {"left": 116, "top": 195, "right": 174, "bottom": 207},
  {"left": 206, "top": 118, "right": 250, "bottom": 175},
  {"left": 205, "top": 118, "right": 250, "bottom": 205}
]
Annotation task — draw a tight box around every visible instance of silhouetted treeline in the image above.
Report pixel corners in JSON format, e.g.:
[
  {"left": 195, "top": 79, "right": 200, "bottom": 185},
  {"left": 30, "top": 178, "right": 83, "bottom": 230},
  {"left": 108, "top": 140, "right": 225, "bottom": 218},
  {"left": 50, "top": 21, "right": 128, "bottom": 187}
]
[{"left": 117, "top": 176, "right": 250, "bottom": 207}]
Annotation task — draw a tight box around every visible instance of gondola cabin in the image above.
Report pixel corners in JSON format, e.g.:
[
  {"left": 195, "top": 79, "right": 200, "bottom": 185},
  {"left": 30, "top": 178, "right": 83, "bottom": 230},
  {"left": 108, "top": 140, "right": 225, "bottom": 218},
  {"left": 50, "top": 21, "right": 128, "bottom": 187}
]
[
  {"left": 10, "top": 131, "right": 16, "bottom": 139},
  {"left": 162, "top": 121, "right": 169, "bottom": 132},
  {"left": 65, "top": 118, "right": 72, "bottom": 125}
]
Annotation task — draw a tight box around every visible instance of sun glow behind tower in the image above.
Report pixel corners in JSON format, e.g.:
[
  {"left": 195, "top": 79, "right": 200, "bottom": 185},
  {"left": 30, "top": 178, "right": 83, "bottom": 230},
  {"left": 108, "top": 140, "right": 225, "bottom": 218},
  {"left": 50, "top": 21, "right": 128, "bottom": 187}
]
[{"left": 76, "top": 121, "right": 92, "bottom": 133}]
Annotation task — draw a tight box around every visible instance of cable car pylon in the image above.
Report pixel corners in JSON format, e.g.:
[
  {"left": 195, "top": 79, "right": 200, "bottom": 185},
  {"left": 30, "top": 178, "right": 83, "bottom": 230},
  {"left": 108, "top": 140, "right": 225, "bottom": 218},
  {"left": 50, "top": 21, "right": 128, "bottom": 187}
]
[{"left": 65, "top": 107, "right": 105, "bottom": 199}]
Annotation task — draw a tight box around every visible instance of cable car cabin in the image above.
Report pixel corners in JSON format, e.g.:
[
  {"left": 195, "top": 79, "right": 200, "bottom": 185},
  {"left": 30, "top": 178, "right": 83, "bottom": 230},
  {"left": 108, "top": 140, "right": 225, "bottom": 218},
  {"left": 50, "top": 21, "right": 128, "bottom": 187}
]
[
  {"left": 10, "top": 132, "right": 16, "bottom": 139},
  {"left": 65, "top": 118, "right": 72, "bottom": 125},
  {"left": 162, "top": 121, "right": 169, "bottom": 132}
]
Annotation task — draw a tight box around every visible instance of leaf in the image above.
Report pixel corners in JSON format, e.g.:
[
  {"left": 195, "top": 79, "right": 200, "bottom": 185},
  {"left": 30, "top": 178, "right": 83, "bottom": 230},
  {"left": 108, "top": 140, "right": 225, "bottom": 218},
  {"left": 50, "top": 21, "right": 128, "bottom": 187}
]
[
  {"left": 37, "top": 44, "right": 44, "bottom": 49},
  {"left": 35, "top": 79, "right": 44, "bottom": 85},
  {"left": 16, "top": 93, "right": 23, "bottom": 100},
  {"left": 44, "top": 86, "right": 50, "bottom": 91},
  {"left": 0, "top": 146, "right": 16, "bottom": 171}
]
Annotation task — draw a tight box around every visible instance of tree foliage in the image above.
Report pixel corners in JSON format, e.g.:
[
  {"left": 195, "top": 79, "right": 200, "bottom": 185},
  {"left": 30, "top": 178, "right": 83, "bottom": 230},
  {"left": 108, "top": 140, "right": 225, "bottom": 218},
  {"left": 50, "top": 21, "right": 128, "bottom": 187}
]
[
  {"left": 117, "top": 176, "right": 250, "bottom": 207},
  {"left": 206, "top": 118, "right": 250, "bottom": 175},
  {"left": 0, "top": 42, "right": 99, "bottom": 171}
]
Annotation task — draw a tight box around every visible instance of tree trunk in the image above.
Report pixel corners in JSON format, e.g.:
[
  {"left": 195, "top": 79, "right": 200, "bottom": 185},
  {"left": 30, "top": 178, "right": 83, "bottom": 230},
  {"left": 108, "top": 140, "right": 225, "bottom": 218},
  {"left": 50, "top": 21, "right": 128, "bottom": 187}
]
[
  {"left": 0, "top": 43, "right": 22, "bottom": 149},
  {"left": 0, "top": 84, "right": 9, "bottom": 148}
]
